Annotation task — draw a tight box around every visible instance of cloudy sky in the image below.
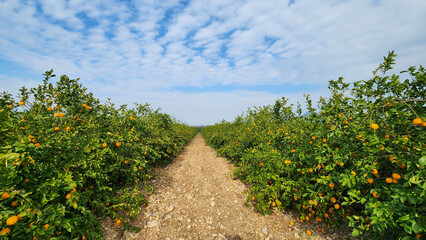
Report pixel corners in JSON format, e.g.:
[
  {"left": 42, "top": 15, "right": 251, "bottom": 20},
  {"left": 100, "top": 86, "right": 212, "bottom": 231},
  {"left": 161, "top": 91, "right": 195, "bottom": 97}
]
[{"left": 1, "top": 0, "right": 425, "bottom": 125}]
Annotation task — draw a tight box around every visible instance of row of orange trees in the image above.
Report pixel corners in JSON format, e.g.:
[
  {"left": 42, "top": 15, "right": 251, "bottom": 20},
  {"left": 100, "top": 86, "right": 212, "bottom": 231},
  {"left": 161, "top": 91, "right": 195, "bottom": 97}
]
[
  {"left": 0, "top": 70, "right": 197, "bottom": 239},
  {"left": 202, "top": 52, "right": 425, "bottom": 239}
]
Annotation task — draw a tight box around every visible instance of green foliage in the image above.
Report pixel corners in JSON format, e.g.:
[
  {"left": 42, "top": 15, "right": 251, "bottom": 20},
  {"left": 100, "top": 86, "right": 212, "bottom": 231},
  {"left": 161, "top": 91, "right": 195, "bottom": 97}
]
[
  {"left": 0, "top": 71, "right": 197, "bottom": 239},
  {"left": 202, "top": 52, "right": 426, "bottom": 239}
]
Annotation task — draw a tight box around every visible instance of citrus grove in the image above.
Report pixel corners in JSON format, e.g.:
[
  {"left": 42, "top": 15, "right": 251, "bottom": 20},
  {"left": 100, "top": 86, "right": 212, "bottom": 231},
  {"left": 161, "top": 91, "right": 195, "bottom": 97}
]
[
  {"left": 0, "top": 70, "right": 196, "bottom": 239},
  {"left": 202, "top": 52, "right": 425, "bottom": 239}
]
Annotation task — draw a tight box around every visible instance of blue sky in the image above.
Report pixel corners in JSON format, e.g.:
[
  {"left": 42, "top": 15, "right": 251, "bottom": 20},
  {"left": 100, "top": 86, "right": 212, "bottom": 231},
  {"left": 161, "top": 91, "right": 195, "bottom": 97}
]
[{"left": 1, "top": 0, "right": 425, "bottom": 125}]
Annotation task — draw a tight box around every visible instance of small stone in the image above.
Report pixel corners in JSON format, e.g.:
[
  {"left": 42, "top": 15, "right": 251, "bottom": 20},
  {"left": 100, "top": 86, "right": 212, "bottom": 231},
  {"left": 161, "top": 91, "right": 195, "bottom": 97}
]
[
  {"left": 167, "top": 205, "right": 175, "bottom": 212},
  {"left": 211, "top": 202, "right": 216, "bottom": 207},
  {"left": 147, "top": 220, "right": 158, "bottom": 228},
  {"left": 262, "top": 227, "right": 268, "bottom": 235},
  {"left": 164, "top": 214, "right": 171, "bottom": 220}
]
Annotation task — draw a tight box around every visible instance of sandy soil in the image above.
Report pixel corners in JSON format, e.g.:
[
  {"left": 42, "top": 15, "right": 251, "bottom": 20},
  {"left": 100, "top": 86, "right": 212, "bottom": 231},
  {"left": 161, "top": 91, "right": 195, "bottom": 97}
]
[{"left": 103, "top": 133, "right": 337, "bottom": 240}]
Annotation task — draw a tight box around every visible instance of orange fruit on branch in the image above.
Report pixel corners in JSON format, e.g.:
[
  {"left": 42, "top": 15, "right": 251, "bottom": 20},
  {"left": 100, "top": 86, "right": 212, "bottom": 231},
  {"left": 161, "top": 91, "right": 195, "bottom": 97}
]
[
  {"left": 0, "top": 228, "right": 11, "bottom": 236},
  {"left": 1, "top": 192, "right": 9, "bottom": 199},
  {"left": 413, "top": 118, "right": 423, "bottom": 125},
  {"left": 6, "top": 216, "right": 19, "bottom": 225},
  {"left": 392, "top": 173, "right": 401, "bottom": 180},
  {"left": 372, "top": 191, "right": 379, "bottom": 198}
]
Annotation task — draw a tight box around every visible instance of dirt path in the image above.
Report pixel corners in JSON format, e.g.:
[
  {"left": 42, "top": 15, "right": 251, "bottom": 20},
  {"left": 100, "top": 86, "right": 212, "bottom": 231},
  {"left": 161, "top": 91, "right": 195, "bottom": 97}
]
[{"left": 105, "top": 133, "right": 328, "bottom": 240}]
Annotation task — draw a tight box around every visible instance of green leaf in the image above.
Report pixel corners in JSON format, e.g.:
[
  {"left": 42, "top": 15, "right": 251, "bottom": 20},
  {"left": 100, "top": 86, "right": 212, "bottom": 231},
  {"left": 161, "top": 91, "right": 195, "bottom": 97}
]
[
  {"left": 352, "top": 229, "right": 360, "bottom": 237},
  {"left": 398, "top": 215, "right": 410, "bottom": 221},
  {"left": 412, "top": 221, "right": 422, "bottom": 234},
  {"left": 419, "top": 156, "right": 426, "bottom": 166}
]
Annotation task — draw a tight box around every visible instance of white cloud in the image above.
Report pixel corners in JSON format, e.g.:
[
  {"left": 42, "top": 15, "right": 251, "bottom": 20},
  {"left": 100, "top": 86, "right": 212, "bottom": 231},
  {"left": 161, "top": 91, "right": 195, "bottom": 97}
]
[{"left": 0, "top": 0, "right": 425, "bottom": 125}]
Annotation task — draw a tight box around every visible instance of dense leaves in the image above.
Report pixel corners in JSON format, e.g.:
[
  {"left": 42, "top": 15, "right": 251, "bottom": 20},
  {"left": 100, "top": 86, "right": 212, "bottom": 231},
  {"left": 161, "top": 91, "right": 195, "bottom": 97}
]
[
  {"left": 0, "top": 71, "right": 196, "bottom": 239},
  {"left": 202, "top": 52, "right": 425, "bottom": 239}
]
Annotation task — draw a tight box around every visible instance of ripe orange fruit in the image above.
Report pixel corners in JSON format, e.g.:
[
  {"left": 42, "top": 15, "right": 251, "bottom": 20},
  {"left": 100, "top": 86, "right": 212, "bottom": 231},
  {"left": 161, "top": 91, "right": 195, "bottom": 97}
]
[
  {"left": 351, "top": 171, "right": 356, "bottom": 177},
  {"left": 11, "top": 201, "right": 18, "bottom": 207},
  {"left": 17, "top": 213, "right": 23, "bottom": 221},
  {"left": 305, "top": 216, "right": 310, "bottom": 221},
  {"left": 54, "top": 127, "right": 60, "bottom": 131},
  {"left": 413, "top": 118, "right": 423, "bottom": 125},
  {"left": 392, "top": 179, "right": 398, "bottom": 184},
  {"left": 66, "top": 194, "right": 72, "bottom": 199},
  {"left": 54, "top": 113, "right": 60, "bottom": 117},
  {"left": 7, "top": 104, "right": 12, "bottom": 109},
  {"left": 392, "top": 173, "right": 401, "bottom": 180},
  {"left": 344, "top": 120, "right": 348, "bottom": 124},
  {"left": 372, "top": 169, "right": 378, "bottom": 175},
  {"left": 322, "top": 138, "right": 327, "bottom": 143},
  {"left": 400, "top": 163, "right": 406, "bottom": 169},
  {"left": 384, "top": 134, "right": 389, "bottom": 138},
  {"left": 19, "top": 101, "right": 25, "bottom": 106},
  {"left": 259, "top": 163, "right": 263, "bottom": 167},
  {"left": 47, "top": 107, "right": 52, "bottom": 111},
  {"left": 415, "top": 234, "right": 422, "bottom": 239},
  {"left": 309, "top": 168, "right": 313, "bottom": 173},
  {"left": 306, "top": 230, "right": 312, "bottom": 236},
  {"left": 103, "top": 143, "right": 107, "bottom": 147},
  {"left": 372, "top": 191, "right": 379, "bottom": 198},
  {"left": 115, "top": 219, "right": 121, "bottom": 227},
  {"left": 367, "top": 178, "right": 374, "bottom": 184},
  {"left": 370, "top": 123, "right": 379, "bottom": 130},
  {"left": 29, "top": 221, "right": 34, "bottom": 228},
  {"left": 66, "top": 127, "right": 71, "bottom": 131},
  {"left": 291, "top": 149, "right": 296, "bottom": 153},
  {"left": 0, "top": 228, "right": 11, "bottom": 236},
  {"left": 334, "top": 204, "right": 340, "bottom": 209},
  {"left": 6, "top": 216, "right": 19, "bottom": 225},
  {"left": 385, "top": 178, "right": 393, "bottom": 184},
  {"left": 1, "top": 192, "right": 9, "bottom": 199},
  {"left": 329, "top": 183, "right": 334, "bottom": 188},
  {"left": 116, "top": 142, "right": 121, "bottom": 147},
  {"left": 24, "top": 179, "right": 30, "bottom": 183},
  {"left": 324, "top": 213, "right": 329, "bottom": 219},
  {"left": 312, "top": 136, "right": 316, "bottom": 140},
  {"left": 44, "top": 224, "right": 49, "bottom": 229}
]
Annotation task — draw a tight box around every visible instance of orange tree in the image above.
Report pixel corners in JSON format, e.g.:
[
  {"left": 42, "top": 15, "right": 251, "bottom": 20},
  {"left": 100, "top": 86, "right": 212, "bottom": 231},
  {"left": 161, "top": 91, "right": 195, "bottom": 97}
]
[
  {"left": 0, "top": 70, "right": 196, "bottom": 239},
  {"left": 202, "top": 52, "right": 425, "bottom": 239}
]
